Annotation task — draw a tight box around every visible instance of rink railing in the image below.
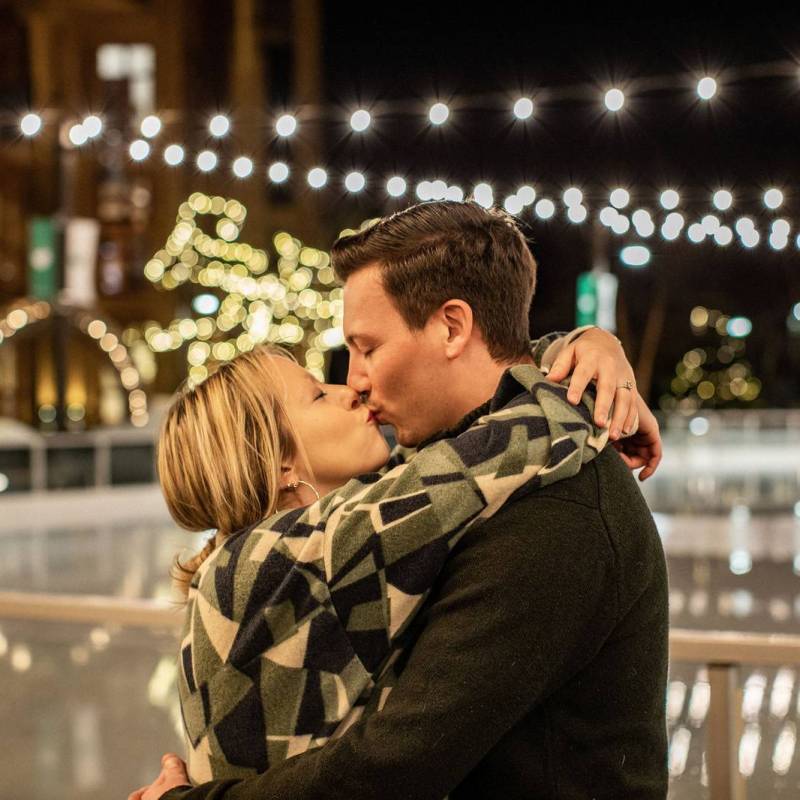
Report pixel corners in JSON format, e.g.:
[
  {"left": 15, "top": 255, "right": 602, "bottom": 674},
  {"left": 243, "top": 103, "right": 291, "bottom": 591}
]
[{"left": 1, "top": 589, "right": 798, "bottom": 800}]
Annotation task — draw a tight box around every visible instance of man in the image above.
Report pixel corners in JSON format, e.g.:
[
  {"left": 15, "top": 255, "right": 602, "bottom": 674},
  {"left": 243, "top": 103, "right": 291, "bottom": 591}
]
[{"left": 136, "top": 201, "right": 667, "bottom": 799}]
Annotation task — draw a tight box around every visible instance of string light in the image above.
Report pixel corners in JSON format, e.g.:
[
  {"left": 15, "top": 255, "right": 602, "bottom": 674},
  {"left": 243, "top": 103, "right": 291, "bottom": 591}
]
[
  {"left": 82, "top": 115, "right": 103, "bottom": 139},
  {"left": 610, "top": 188, "right": 630, "bottom": 209},
  {"left": 714, "top": 226, "right": 733, "bottom": 246},
  {"left": 386, "top": 176, "right": 407, "bottom": 197},
  {"left": 232, "top": 156, "right": 254, "bottom": 179},
  {"left": 68, "top": 123, "right": 88, "bottom": 147},
  {"left": 307, "top": 167, "right": 328, "bottom": 189},
  {"left": 428, "top": 102, "right": 450, "bottom": 125},
  {"left": 129, "top": 139, "right": 150, "bottom": 161},
  {"left": 140, "top": 115, "right": 162, "bottom": 138},
  {"left": 697, "top": 76, "right": 718, "bottom": 100},
  {"left": 567, "top": 205, "right": 588, "bottom": 223},
  {"left": 196, "top": 150, "right": 217, "bottom": 172},
  {"left": 621, "top": 245, "right": 651, "bottom": 267},
  {"left": 604, "top": 88, "right": 625, "bottom": 112},
  {"left": 268, "top": 161, "right": 289, "bottom": 183},
  {"left": 712, "top": 189, "right": 733, "bottom": 211},
  {"left": 513, "top": 98, "right": 534, "bottom": 120},
  {"left": 275, "top": 113, "right": 297, "bottom": 137},
  {"left": 563, "top": 187, "right": 583, "bottom": 207},
  {"left": 163, "top": 144, "right": 185, "bottom": 166},
  {"left": 208, "top": 114, "right": 230, "bottom": 137},
  {"left": 344, "top": 171, "right": 365, "bottom": 192},
  {"left": 688, "top": 223, "right": 705, "bottom": 243},
  {"left": 610, "top": 214, "right": 630, "bottom": 235},
  {"left": 504, "top": 195, "right": 524, "bottom": 215},
  {"left": 350, "top": 109, "right": 371, "bottom": 132},
  {"left": 660, "top": 189, "right": 680, "bottom": 210},
  {"left": 764, "top": 188, "right": 784, "bottom": 209},
  {"left": 517, "top": 185, "right": 536, "bottom": 205},
  {"left": 534, "top": 198, "right": 555, "bottom": 219},
  {"left": 19, "top": 112, "right": 42, "bottom": 137},
  {"left": 473, "top": 183, "right": 494, "bottom": 209}
]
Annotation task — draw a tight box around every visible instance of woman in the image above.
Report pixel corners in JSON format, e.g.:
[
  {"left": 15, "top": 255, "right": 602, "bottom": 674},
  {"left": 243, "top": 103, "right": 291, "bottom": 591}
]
[{"left": 154, "top": 335, "right": 612, "bottom": 785}]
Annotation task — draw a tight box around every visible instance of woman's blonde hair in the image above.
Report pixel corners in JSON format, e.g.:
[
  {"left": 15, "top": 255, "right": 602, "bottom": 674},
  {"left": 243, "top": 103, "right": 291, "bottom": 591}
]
[{"left": 157, "top": 345, "right": 303, "bottom": 599}]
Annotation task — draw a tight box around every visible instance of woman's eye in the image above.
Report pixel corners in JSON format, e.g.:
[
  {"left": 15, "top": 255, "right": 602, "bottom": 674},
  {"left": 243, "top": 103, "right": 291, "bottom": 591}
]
[{"left": 314, "top": 390, "right": 327, "bottom": 401}]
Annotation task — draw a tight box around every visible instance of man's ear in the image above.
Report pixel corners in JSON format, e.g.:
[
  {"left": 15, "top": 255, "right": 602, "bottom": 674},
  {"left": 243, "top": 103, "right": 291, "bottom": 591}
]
[{"left": 438, "top": 299, "right": 473, "bottom": 359}]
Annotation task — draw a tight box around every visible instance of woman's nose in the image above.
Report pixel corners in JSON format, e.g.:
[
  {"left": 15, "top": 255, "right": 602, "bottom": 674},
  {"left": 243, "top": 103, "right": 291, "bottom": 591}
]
[{"left": 339, "top": 386, "right": 362, "bottom": 410}]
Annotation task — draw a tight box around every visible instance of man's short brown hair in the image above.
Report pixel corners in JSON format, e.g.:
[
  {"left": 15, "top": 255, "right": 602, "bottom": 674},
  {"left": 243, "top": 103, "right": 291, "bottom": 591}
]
[{"left": 331, "top": 201, "right": 537, "bottom": 363}]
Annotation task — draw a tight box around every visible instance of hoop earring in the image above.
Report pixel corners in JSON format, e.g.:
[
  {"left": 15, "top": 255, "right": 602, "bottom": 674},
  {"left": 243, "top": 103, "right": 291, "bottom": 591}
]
[{"left": 283, "top": 479, "right": 320, "bottom": 502}]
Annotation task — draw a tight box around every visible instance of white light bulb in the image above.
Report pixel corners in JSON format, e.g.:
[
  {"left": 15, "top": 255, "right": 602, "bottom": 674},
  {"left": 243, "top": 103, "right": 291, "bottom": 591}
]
[
  {"left": 611, "top": 215, "right": 630, "bottom": 235},
  {"left": 665, "top": 212, "right": 685, "bottom": 230},
  {"left": 735, "top": 217, "right": 754, "bottom": 236},
  {"left": 473, "top": 183, "right": 494, "bottom": 209},
  {"left": 599, "top": 206, "right": 618, "bottom": 227},
  {"left": 697, "top": 76, "right": 717, "bottom": 100},
  {"left": 610, "top": 188, "right": 630, "bottom": 209},
  {"left": 769, "top": 232, "right": 788, "bottom": 251},
  {"left": 713, "top": 226, "right": 733, "bottom": 246},
  {"left": 517, "top": 185, "right": 536, "bottom": 205},
  {"left": 513, "top": 97, "right": 534, "bottom": 120},
  {"left": 764, "top": 188, "right": 784, "bottom": 209},
  {"left": 445, "top": 185, "right": 464, "bottom": 201},
  {"left": 534, "top": 198, "right": 555, "bottom": 219},
  {"left": 429, "top": 102, "right": 450, "bottom": 125},
  {"left": 504, "top": 195, "right": 524, "bottom": 215},
  {"left": 661, "top": 223, "right": 680, "bottom": 241},
  {"left": 701, "top": 214, "right": 720, "bottom": 235},
  {"left": 416, "top": 181, "right": 433, "bottom": 201},
  {"left": 604, "top": 88, "right": 625, "bottom": 112},
  {"left": 128, "top": 139, "right": 150, "bottom": 161},
  {"left": 209, "top": 114, "right": 230, "bottom": 137},
  {"left": 350, "top": 109, "right": 371, "bottom": 132},
  {"left": 196, "top": 150, "right": 218, "bottom": 172},
  {"left": 20, "top": 112, "right": 42, "bottom": 137},
  {"left": 140, "top": 115, "right": 162, "bottom": 138},
  {"left": 636, "top": 218, "right": 656, "bottom": 238},
  {"left": 742, "top": 230, "right": 760, "bottom": 248},
  {"left": 631, "top": 209, "right": 651, "bottom": 227},
  {"left": 712, "top": 189, "right": 733, "bottom": 211},
  {"left": 687, "top": 223, "right": 705, "bottom": 243},
  {"left": 563, "top": 187, "right": 583, "bottom": 207},
  {"left": 344, "top": 171, "right": 365, "bottom": 192},
  {"left": 163, "top": 144, "right": 184, "bottom": 166},
  {"left": 386, "top": 176, "right": 407, "bottom": 197},
  {"left": 772, "top": 219, "right": 791, "bottom": 238},
  {"left": 567, "top": 205, "right": 588, "bottom": 224},
  {"left": 68, "top": 124, "right": 88, "bottom": 146},
  {"left": 276, "top": 113, "right": 297, "bottom": 137},
  {"left": 620, "top": 245, "right": 651, "bottom": 267},
  {"left": 430, "top": 180, "right": 448, "bottom": 200},
  {"left": 307, "top": 167, "right": 328, "bottom": 189},
  {"left": 660, "top": 189, "right": 680, "bottom": 210},
  {"left": 268, "top": 161, "right": 289, "bottom": 183},
  {"left": 83, "top": 115, "right": 103, "bottom": 138},
  {"left": 232, "top": 156, "right": 254, "bottom": 178}
]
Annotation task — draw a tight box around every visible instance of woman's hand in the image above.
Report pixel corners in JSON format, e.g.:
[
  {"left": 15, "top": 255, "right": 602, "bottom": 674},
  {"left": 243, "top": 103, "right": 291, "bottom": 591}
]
[
  {"left": 127, "top": 753, "right": 190, "bottom": 800},
  {"left": 545, "top": 327, "right": 662, "bottom": 480}
]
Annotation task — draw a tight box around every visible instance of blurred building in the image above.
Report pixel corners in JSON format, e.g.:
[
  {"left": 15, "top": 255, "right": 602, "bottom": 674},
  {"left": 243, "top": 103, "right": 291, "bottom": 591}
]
[{"left": 0, "top": 0, "right": 322, "bottom": 431}]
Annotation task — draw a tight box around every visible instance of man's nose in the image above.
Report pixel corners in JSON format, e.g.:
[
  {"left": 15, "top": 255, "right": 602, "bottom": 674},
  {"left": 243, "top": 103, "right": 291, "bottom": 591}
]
[{"left": 346, "top": 360, "right": 370, "bottom": 398}]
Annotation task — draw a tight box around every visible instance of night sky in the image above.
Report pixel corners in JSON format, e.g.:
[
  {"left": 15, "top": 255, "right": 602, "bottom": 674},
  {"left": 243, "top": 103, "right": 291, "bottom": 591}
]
[{"left": 319, "top": 4, "right": 800, "bottom": 405}]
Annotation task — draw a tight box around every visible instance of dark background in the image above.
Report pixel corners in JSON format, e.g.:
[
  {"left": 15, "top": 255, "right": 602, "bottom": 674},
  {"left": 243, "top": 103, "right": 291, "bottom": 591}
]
[{"left": 318, "top": 3, "right": 800, "bottom": 405}]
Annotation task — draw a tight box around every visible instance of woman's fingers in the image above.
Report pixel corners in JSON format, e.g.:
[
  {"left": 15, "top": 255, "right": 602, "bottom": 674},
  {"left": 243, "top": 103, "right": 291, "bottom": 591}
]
[
  {"left": 128, "top": 787, "right": 149, "bottom": 800},
  {"left": 566, "top": 361, "right": 597, "bottom": 406}
]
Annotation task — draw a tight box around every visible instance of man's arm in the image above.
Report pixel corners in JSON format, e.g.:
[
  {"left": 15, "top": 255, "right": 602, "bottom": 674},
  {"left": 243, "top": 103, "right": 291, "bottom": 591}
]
[{"left": 158, "top": 495, "right": 614, "bottom": 800}]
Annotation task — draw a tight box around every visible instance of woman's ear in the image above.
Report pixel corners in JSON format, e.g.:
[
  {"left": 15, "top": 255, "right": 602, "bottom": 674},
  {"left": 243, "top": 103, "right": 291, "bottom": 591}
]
[
  {"left": 439, "top": 299, "right": 474, "bottom": 359},
  {"left": 280, "top": 463, "right": 300, "bottom": 489}
]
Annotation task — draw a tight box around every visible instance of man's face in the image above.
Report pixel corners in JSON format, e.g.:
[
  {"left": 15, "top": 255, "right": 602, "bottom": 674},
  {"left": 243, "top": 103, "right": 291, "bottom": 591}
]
[{"left": 343, "top": 264, "right": 452, "bottom": 447}]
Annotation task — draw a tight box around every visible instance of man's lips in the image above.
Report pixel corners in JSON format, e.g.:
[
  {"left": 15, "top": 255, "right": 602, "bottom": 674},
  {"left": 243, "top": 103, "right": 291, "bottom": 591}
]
[{"left": 366, "top": 410, "right": 383, "bottom": 425}]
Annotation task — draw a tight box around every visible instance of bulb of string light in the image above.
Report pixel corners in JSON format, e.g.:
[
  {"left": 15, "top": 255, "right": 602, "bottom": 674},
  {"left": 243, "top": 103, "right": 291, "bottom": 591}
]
[
  {"left": 208, "top": 114, "right": 230, "bottom": 137},
  {"left": 429, "top": 103, "right": 450, "bottom": 125},
  {"left": 350, "top": 109, "right": 371, "bottom": 132},
  {"left": 386, "top": 176, "right": 407, "bottom": 197},
  {"left": 307, "top": 167, "right": 327, "bottom": 189},
  {"left": 697, "top": 77, "right": 717, "bottom": 100},
  {"left": 513, "top": 98, "right": 534, "bottom": 120},
  {"left": 345, "top": 171, "right": 366, "bottom": 192},
  {"left": 20, "top": 113, "right": 42, "bottom": 137},
  {"left": 276, "top": 114, "right": 297, "bottom": 137},
  {"left": 604, "top": 88, "right": 625, "bottom": 112}
]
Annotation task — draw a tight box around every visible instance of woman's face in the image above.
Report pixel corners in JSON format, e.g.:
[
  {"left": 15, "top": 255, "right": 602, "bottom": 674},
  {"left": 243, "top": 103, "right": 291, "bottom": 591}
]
[{"left": 269, "top": 355, "right": 391, "bottom": 495}]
